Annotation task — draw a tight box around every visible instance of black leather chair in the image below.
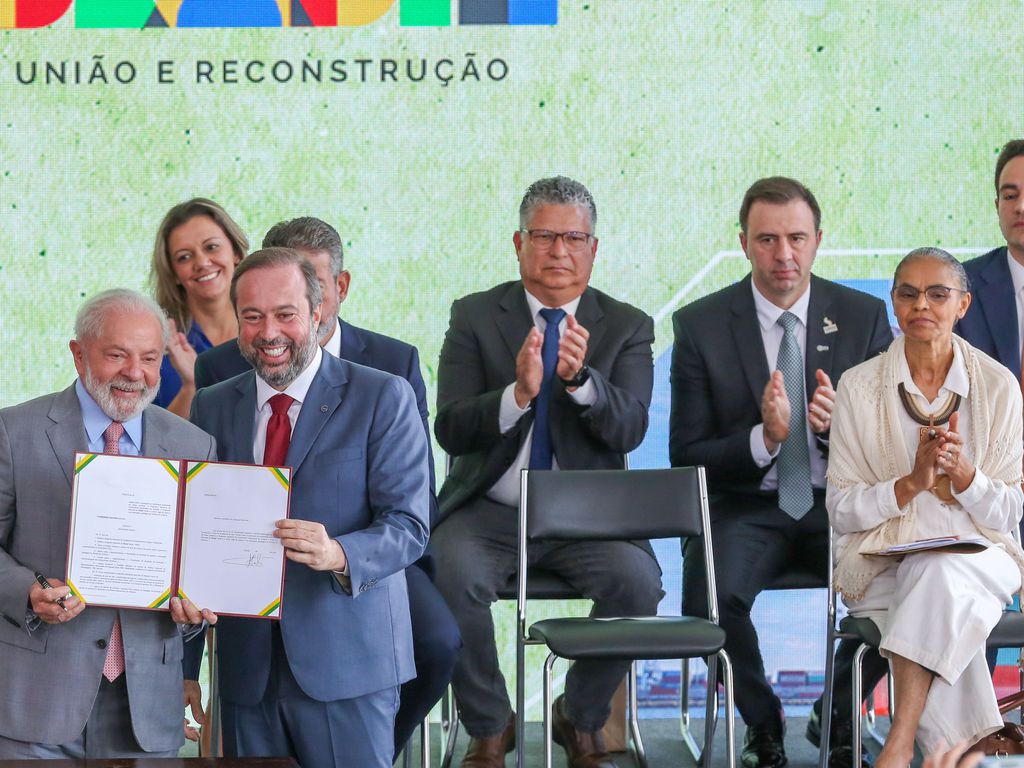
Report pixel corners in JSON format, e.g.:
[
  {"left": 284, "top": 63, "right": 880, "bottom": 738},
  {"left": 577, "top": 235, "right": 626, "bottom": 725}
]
[{"left": 521, "top": 467, "right": 735, "bottom": 768}]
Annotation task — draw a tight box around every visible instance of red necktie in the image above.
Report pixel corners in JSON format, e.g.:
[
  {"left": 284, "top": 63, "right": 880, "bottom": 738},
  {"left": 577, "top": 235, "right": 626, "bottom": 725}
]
[
  {"left": 264, "top": 394, "right": 295, "bottom": 466},
  {"left": 101, "top": 422, "right": 126, "bottom": 682}
]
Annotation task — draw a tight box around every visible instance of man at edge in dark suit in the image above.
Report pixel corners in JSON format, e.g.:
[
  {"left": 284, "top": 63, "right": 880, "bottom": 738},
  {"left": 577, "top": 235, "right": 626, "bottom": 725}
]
[
  {"left": 433, "top": 176, "right": 663, "bottom": 768},
  {"left": 190, "top": 218, "right": 459, "bottom": 758},
  {"left": 957, "top": 140, "right": 1024, "bottom": 380},
  {"left": 671, "top": 177, "right": 893, "bottom": 768}
]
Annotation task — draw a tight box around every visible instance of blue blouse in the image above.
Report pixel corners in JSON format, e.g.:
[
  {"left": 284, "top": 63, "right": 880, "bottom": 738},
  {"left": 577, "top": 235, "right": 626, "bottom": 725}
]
[{"left": 154, "top": 322, "right": 213, "bottom": 408}]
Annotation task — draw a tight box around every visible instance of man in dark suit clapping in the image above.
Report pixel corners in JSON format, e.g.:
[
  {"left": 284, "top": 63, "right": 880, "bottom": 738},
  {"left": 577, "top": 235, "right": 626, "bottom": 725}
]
[
  {"left": 671, "top": 177, "right": 892, "bottom": 768},
  {"left": 433, "top": 177, "right": 663, "bottom": 768}
]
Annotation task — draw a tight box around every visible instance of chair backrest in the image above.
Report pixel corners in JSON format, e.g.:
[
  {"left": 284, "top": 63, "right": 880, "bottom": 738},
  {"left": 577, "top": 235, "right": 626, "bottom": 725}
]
[
  {"left": 515, "top": 466, "right": 723, "bottom": 629},
  {"left": 520, "top": 467, "right": 708, "bottom": 542}
]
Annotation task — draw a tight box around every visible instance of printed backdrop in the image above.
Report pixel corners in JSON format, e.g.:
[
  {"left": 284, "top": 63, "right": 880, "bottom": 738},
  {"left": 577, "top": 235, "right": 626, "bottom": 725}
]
[{"left": 2, "top": 0, "right": 1021, "bottom": 719}]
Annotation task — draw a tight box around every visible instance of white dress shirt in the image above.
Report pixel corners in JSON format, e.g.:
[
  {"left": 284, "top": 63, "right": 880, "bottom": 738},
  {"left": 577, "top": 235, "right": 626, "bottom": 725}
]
[
  {"left": 252, "top": 345, "right": 323, "bottom": 464},
  {"left": 747, "top": 281, "right": 828, "bottom": 490},
  {"left": 486, "top": 290, "right": 598, "bottom": 507},
  {"left": 321, "top": 319, "right": 343, "bottom": 360}
]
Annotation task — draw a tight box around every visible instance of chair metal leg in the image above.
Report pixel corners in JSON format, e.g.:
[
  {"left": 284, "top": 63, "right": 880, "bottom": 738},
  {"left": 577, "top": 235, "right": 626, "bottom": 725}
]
[
  {"left": 852, "top": 643, "right": 869, "bottom": 768},
  {"left": 627, "top": 663, "right": 648, "bottom": 768},
  {"left": 421, "top": 714, "right": 431, "bottom": 768},
  {"left": 439, "top": 687, "right": 459, "bottom": 768},
  {"left": 717, "top": 649, "right": 736, "bottom": 768},
  {"left": 402, "top": 745, "right": 412, "bottom": 768},
  {"left": 680, "top": 657, "right": 703, "bottom": 762},
  {"left": 819, "top": 632, "right": 837, "bottom": 768},
  {"left": 688, "top": 659, "right": 712, "bottom": 765},
  {"left": 515, "top": 636, "right": 526, "bottom": 768},
  {"left": 543, "top": 654, "right": 557, "bottom": 768}
]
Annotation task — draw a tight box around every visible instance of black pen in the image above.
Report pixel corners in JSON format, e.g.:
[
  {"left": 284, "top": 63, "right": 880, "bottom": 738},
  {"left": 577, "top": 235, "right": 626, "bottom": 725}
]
[{"left": 34, "top": 572, "right": 69, "bottom": 613}]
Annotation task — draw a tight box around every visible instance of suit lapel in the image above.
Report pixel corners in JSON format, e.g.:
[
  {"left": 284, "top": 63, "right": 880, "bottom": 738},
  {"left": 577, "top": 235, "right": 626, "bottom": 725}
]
[
  {"left": 731, "top": 279, "right": 771, "bottom": 406},
  {"left": 287, "top": 355, "right": 347, "bottom": 475},
  {"left": 496, "top": 283, "right": 535, "bottom": 362},
  {"left": 805, "top": 277, "right": 836, "bottom": 402},
  {"left": 575, "top": 288, "right": 605, "bottom": 358},
  {"left": 44, "top": 385, "right": 87, "bottom": 487},
  {"left": 338, "top": 319, "right": 369, "bottom": 366},
  {"left": 231, "top": 372, "right": 258, "bottom": 465},
  {"left": 975, "top": 249, "right": 1019, "bottom": 377}
]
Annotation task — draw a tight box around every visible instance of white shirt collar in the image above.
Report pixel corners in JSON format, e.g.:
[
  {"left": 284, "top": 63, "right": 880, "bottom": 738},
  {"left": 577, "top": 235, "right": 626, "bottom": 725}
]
[
  {"left": 751, "top": 280, "right": 811, "bottom": 333},
  {"left": 322, "top": 318, "right": 342, "bottom": 359},
  {"left": 898, "top": 341, "right": 970, "bottom": 402},
  {"left": 523, "top": 288, "right": 582, "bottom": 323},
  {"left": 1006, "top": 250, "right": 1024, "bottom": 299},
  {"left": 255, "top": 345, "right": 324, "bottom": 411}
]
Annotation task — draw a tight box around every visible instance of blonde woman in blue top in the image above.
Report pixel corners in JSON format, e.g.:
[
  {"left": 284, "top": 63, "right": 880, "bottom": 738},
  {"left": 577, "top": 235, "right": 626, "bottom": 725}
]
[{"left": 150, "top": 198, "right": 248, "bottom": 418}]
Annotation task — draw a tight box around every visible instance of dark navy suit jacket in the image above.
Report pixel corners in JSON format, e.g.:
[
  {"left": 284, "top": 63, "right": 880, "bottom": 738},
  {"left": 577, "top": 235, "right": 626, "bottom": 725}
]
[
  {"left": 957, "top": 246, "right": 1021, "bottom": 381},
  {"left": 194, "top": 318, "right": 438, "bottom": 527}
]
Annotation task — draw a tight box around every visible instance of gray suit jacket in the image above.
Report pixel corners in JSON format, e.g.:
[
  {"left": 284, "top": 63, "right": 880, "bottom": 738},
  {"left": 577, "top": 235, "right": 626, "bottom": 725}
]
[
  {"left": 0, "top": 385, "right": 216, "bottom": 749},
  {"left": 434, "top": 281, "right": 655, "bottom": 522}
]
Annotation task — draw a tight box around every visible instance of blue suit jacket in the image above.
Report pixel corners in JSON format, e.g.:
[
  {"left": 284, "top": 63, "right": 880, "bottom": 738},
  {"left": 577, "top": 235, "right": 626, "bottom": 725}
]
[
  {"left": 189, "top": 353, "right": 430, "bottom": 703},
  {"left": 194, "top": 319, "right": 438, "bottom": 527},
  {"left": 957, "top": 246, "right": 1021, "bottom": 381}
]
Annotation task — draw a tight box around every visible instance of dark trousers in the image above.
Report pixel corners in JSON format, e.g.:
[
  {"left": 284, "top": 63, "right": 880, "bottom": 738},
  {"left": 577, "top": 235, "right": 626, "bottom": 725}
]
[
  {"left": 433, "top": 496, "right": 664, "bottom": 738},
  {"left": 395, "top": 562, "right": 462, "bottom": 755},
  {"left": 683, "top": 492, "right": 885, "bottom": 730}
]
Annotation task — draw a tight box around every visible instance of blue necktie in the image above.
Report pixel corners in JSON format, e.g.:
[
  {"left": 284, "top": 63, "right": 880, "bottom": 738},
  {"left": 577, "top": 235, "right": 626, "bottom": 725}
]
[
  {"left": 528, "top": 307, "right": 566, "bottom": 470},
  {"left": 775, "top": 311, "right": 814, "bottom": 519}
]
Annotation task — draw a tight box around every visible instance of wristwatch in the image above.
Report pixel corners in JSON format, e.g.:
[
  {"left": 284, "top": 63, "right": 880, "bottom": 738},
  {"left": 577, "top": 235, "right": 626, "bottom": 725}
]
[{"left": 560, "top": 366, "right": 591, "bottom": 388}]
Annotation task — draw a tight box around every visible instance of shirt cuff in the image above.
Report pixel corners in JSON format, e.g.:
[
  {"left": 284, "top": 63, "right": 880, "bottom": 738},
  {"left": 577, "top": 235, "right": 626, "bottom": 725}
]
[
  {"left": 883, "top": 477, "right": 908, "bottom": 515},
  {"left": 952, "top": 468, "right": 988, "bottom": 509},
  {"left": 498, "top": 383, "right": 531, "bottom": 434},
  {"left": 332, "top": 543, "right": 351, "bottom": 593},
  {"left": 566, "top": 377, "right": 597, "bottom": 406},
  {"left": 750, "top": 425, "right": 779, "bottom": 467}
]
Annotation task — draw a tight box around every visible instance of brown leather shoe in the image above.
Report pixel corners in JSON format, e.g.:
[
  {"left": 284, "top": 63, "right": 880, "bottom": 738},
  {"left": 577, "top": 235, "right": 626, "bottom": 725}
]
[
  {"left": 551, "top": 695, "right": 616, "bottom": 768},
  {"left": 461, "top": 717, "right": 516, "bottom": 768}
]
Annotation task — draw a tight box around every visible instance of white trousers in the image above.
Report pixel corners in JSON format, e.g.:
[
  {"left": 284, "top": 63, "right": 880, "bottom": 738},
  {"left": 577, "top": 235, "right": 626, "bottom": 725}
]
[{"left": 846, "top": 547, "right": 1021, "bottom": 753}]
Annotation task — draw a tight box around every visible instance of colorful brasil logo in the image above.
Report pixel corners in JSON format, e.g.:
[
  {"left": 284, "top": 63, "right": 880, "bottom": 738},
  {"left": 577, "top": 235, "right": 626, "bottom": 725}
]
[{"left": 0, "top": 0, "right": 558, "bottom": 29}]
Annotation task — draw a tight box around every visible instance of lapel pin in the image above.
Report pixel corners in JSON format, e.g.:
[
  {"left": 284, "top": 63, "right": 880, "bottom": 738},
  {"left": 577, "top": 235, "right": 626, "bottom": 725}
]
[
  {"left": 817, "top": 345, "right": 829, "bottom": 352},
  {"left": 320, "top": 405, "right": 328, "bottom": 413},
  {"left": 823, "top": 317, "right": 838, "bottom": 335}
]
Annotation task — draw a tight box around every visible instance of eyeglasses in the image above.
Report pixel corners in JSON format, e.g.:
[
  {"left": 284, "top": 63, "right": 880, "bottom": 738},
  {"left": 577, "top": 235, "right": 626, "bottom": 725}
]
[
  {"left": 891, "top": 284, "right": 966, "bottom": 304},
  {"left": 520, "top": 229, "right": 595, "bottom": 253}
]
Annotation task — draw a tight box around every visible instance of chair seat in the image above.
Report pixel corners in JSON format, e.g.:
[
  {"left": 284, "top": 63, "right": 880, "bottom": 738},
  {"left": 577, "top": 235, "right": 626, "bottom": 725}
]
[
  {"left": 839, "top": 611, "right": 1024, "bottom": 650},
  {"left": 528, "top": 615, "right": 726, "bottom": 661},
  {"left": 496, "top": 568, "right": 579, "bottom": 600},
  {"left": 838, "top": 615, "right": 882, "bottom": 647},
  {"left": 987, "top": 611, "right": 1024, "bottom": 648}
]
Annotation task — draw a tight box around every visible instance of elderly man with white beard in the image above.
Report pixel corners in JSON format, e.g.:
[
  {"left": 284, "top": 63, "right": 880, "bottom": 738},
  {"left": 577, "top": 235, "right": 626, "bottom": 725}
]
[{"left": 0, "top": 288, "right": 217, "bottom": 759}]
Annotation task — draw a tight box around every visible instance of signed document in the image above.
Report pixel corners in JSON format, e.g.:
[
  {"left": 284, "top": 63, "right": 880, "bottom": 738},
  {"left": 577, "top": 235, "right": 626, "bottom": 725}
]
[{"left": 66, "top": 453, "right": 289, "bottom": 619}]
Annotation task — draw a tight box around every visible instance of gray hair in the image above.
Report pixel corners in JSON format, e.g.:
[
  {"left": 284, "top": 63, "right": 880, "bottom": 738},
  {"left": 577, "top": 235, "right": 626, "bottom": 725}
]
[
  {"left": 231, "top": 247, "right": 323, "bottom": 314},
  {"left": 263, "top": 217, "right": 344, "bottom": 278},
  {"left": 518, "top": 176, "right": 597, "bottom": 231},
  {"left": 894, "top": 247, "right": 971, "bottom": 292},
  {"left": 75, "top": 289, "right": 170, "bottom": 346}
]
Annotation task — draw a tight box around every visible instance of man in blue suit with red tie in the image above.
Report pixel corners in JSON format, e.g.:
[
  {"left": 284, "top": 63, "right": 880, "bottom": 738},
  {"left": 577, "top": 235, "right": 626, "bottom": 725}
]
[
  {"left": 957, "top": 140, "right": 1024, "bottom": 377},
  {"left": 190, "top": 247, "right": 430, "bottom": 768},
  {"left": 193, "top": 217, "right": 459, "bottom": 757}
]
